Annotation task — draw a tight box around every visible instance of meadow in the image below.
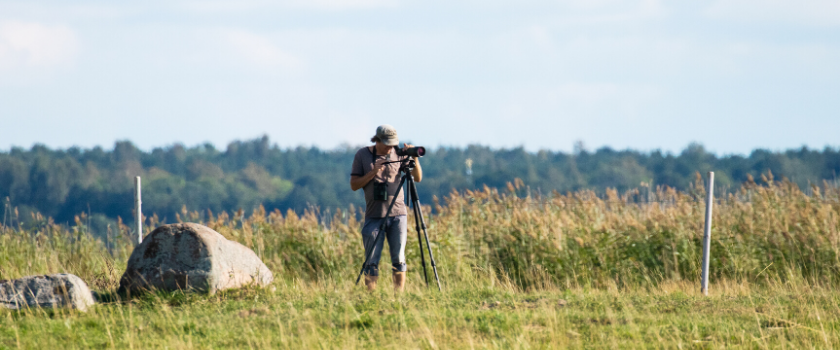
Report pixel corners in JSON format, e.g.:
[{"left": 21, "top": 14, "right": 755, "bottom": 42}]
[{"left": 2, "top": 173, "right": 840, "bottom": 349}]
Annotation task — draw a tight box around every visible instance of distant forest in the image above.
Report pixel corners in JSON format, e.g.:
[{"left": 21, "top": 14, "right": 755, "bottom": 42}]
[{"left": 1, "top": 136, "right": 839, "bottom": 227}]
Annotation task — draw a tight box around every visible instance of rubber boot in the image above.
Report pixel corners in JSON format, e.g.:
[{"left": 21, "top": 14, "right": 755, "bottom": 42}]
[
  {"left": 393, "top": 271, "right": 406, "bottom": 293},
  {"left": 364, "top": 275, "right": 378, "bottom": 292}
]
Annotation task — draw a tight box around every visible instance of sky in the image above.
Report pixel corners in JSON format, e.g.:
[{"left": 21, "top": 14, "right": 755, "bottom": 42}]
[{"left": 0, "top": 0, "right": 838, "bottom": 155}]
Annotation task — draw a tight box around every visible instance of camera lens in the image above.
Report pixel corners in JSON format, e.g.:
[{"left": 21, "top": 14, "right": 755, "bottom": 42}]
[{"left": 394, "top": 146, "right": 426, "bottom": 157}]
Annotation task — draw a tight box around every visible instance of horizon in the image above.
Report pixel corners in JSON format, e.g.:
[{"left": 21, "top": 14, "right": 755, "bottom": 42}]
[{"left": 2, "top": 136, "right": 838, "bottom": 158}]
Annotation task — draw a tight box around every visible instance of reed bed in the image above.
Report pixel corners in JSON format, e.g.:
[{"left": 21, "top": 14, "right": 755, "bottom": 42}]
[{"left": 2, "top": 173, "right": 839, "bottom": 292}]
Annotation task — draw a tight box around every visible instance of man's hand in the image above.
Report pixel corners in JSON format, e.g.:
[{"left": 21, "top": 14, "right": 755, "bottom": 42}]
[
  {"left": 351, "top": 159, "right": 386, "bottom": 191},
  {"left": 404, "top": 143, "right": 418, "bottom": 159},
  {"left": 403, "top": 143, "right": 423, "bottom": 182},
  {"left": 372, "top": 159, "right": 386, "bottom": 175}
]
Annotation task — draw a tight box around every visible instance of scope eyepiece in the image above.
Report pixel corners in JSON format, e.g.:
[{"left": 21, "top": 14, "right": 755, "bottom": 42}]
[{"left": 394, "top": 146, "right": 425, "bottom": 158}]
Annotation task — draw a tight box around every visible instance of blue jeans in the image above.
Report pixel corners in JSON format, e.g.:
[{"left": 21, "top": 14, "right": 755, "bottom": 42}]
[{"left": 361, "top": 215, "right": 407, "bottom": 276}]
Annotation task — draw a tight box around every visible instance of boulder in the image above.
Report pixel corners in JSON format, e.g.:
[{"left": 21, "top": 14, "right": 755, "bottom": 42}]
[
  {"left": 0, "top": 273, "right": 96, "bottom": 311},
  {"left": 118, "top": 223, "right": 273, "bottom": 295}
]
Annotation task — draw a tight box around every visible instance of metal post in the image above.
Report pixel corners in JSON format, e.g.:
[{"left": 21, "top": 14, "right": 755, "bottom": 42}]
[
  {"left": 700, "top": 171, "right": 714, "bottom": 296},
  {"left": 2, "top": 197, "right": 7, "bottom": 235},
  {"left": 135, "top": 176, "right": 143, "bottom": 244},
  {"left": 465, "top": 158, "right": 473, "bottom": 190}
]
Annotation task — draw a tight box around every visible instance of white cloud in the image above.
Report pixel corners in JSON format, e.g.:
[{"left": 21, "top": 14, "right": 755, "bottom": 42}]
[
  {"left": 283, "top": 0, "right": 398, "bottom": 10},
  {"left": 565, "top": 0, "right": 666, "bottom": 24},
  {"left": 223, "top": 30, "right": 304, "bottom": 71},
  {"left": 705, "top": 0, "right": 840, "bottom": 26},
  {"left": 176, "top": 0, "right": 397, "bottom": 12},
  {"left": 0, "top": 21, "right": 79, "bottom": 71}
]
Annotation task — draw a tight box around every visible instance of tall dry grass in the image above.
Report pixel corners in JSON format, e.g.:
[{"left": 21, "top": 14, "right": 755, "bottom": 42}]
[{"left": 1, "top": 173, "right": 839, "bottom": 292}]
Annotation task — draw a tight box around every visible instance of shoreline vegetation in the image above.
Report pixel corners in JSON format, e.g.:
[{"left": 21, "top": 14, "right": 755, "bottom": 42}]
[{"left": 3, "top": 177, "right": 840, "bottom": 348}]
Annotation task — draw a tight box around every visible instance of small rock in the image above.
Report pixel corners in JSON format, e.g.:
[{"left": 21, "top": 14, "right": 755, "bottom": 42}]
[{"left": 0, "top": 274, "right": 95, "bottom": 312}]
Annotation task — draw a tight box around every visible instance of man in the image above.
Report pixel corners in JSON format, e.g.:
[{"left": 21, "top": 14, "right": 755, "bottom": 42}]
[{"left": 350, "top": 124, "right": 422, "bottom": 292}]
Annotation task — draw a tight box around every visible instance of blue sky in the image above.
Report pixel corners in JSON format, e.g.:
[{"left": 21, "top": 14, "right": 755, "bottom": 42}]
[{"left": 1, "top": 0, "right": 838, "bottom": 155}]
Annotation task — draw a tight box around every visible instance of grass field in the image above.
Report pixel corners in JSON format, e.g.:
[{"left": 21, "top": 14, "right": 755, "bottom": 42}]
[
  {"left": 4, "top": 278, "right": 840, "bottom": 349},
  {"left": 2, "top": 174, "right": 840, "bottom": 349}
]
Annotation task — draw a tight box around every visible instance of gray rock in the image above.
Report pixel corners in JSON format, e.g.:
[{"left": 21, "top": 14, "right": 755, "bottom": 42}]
[
  {"left": 118, "top": 223, "right": 273, "bottom": 295},
  {"left": 0, "top": 274, "right": 96, "bottom": 311}
]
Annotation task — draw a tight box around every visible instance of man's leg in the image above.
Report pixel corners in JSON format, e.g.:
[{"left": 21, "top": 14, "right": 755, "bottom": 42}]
[
  {"left": 386, "top": 215, "right": 408, "bottom": 292},
  {"left": 361, "top": 217, "right": 386, "bottom": 291}
]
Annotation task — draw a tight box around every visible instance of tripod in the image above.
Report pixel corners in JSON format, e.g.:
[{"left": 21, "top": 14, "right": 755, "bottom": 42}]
[{"left": 354, "top": 158, "right": 442, "bottom": 291}]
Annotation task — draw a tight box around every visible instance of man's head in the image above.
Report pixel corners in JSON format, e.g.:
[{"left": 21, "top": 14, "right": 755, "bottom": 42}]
[{"left": 371, "top": 125, "right": 399, "bottom": 146}]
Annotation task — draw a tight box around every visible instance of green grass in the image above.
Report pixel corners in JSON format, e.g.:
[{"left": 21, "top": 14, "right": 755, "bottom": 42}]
[
  {"left": 2, "top": 178, "right": 840, "bottom": 348},
  {"left": 3, "top": 278, "right": 840, "bottom": 349}
]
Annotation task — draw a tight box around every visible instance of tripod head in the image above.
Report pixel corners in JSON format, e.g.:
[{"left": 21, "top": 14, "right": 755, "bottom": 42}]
[{"left": 380, "top": 157, "right": 417, "bottom": 174}]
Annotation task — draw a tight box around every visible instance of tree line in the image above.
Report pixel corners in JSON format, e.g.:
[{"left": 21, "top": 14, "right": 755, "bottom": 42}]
[{"left": 1, "top": 136, "right": 839, "bottom": 227}]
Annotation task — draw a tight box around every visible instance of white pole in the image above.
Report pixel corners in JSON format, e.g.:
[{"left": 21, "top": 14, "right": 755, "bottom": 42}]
[
  {"left": 135, "top": 176, "right": 142, "bottom": 244},
  {"left": 700, "top": 171, "right": 714, "bottom": 296}
]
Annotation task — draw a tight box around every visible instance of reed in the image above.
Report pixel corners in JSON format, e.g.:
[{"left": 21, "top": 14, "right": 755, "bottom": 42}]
[{"left": 2, "top": 173, "right": 838, "bottom": 292}]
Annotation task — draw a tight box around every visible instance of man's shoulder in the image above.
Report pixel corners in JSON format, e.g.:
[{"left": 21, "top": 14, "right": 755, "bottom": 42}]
[{"left": 353, "top": 146, "right": 373, "bottom": 160}]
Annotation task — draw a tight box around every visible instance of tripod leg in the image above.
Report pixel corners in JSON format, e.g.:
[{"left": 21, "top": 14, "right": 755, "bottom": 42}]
[
  {"left": 408, "top": 177, "right": 442, "bottom": 292},
  {"left": 408, "top": 178, "right": 429, "bottom": 286},
  {"left": 355, "top": 174, "right": 409, "bottom": 285}
]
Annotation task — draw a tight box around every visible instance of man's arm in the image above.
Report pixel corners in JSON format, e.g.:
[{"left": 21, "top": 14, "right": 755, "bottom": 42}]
[
  {"left": 350, "top": 162, "right": 384, "bottom": 191},
  {"left": 411, "top": 158, "right": 422, "bottom": 182},
  {"left": 404, "top": 143, "right": 423, "bottom": 182}
]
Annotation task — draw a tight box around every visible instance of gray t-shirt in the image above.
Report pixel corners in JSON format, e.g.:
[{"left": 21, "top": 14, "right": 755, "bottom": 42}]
[{"left": 351, "top": 146, "right": 407, "bottom": 218}]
